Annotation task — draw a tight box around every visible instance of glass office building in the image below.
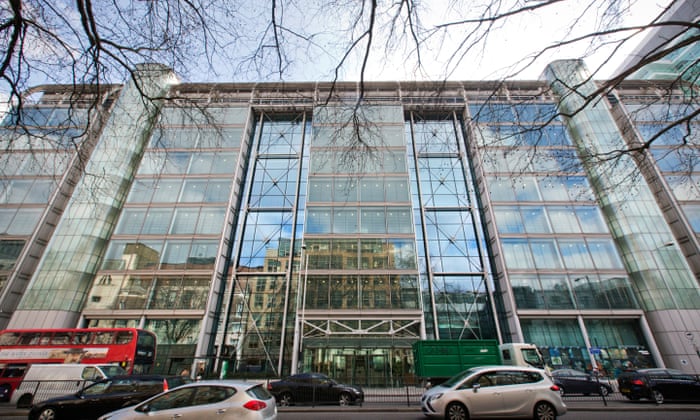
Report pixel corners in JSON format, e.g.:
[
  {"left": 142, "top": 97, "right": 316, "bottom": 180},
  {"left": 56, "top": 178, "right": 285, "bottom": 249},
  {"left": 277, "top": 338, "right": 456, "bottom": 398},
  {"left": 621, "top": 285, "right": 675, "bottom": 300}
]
[{"left": 1, "top": 60, "right": 699, "bottom": 383}]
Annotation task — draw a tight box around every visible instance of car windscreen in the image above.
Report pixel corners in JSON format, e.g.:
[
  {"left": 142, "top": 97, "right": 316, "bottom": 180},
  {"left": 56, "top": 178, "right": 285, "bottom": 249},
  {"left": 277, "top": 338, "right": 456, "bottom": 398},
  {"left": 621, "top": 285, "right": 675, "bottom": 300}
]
[{"left": 101, "top": 365, "right": 127, "bottom": 377}]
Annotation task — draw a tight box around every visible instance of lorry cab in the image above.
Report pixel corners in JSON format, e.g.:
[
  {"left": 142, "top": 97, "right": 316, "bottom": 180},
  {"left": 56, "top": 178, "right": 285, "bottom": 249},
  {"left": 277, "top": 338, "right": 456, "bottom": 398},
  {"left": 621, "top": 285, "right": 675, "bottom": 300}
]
[{"left": 499, "top": 343, "right": 548, "bottom": 371}]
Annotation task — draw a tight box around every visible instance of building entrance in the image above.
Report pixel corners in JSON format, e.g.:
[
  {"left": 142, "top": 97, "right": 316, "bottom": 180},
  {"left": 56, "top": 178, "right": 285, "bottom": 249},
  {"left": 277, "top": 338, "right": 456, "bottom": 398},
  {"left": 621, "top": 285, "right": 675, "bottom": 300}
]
[{"left": 303, "top": 346, "right": 414, "bottom": 387}]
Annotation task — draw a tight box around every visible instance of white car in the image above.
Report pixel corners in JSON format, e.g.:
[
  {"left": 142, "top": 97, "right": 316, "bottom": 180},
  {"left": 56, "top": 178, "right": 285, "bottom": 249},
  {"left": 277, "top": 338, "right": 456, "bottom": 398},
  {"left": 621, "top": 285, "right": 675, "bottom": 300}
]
[
  {"left": 421, "top": 365, "right": 566, "bottom": 420},
  {"left": 98, "top": 380, "right": 277, "bottom": 420}
]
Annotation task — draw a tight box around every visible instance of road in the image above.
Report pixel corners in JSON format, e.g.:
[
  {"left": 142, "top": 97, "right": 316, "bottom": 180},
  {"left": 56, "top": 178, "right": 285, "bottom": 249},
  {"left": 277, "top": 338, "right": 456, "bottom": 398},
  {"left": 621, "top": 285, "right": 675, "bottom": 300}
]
[{"left": 277, "top": 411, "right": 700, "bottom": 420}]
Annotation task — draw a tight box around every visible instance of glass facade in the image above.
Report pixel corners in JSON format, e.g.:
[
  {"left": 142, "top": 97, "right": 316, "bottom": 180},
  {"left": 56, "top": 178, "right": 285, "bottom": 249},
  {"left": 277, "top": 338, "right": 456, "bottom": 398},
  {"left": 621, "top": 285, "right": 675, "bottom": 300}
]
[{"left": 2, "top": 69, "right": 699, "bottom": 381}]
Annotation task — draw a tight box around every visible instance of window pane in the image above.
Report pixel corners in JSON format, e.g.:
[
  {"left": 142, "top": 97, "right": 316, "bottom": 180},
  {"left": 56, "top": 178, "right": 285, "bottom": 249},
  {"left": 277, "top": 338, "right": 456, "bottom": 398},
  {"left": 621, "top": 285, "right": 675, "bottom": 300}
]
[
  {"left": 142, "top": 209, "right": 173, "bottom": 234},
  {"left": 196, "top": 208, "right": 225, "bottom": 234},
  {"left": 308, "top": 178, "right": 332, "bottom": 202},
  {"left": 152, "top": 179, "right": 182, "bottom": 203},
  {"left": 548, "top": 206, "right": 580, "bottom": 233},
  {"left": 306, "top": 207, "right": 331, "bottom": 234},
  {"left": 188, "top": 241, "right": 218, "bottom": 269},
  {"left": 189, "top": 153, "right": 214, "bottom": 174},
  {"left": 522, "top": 207, "right": 549, "bottom": 233},
  {"left": 385, "top": 177, "right": 410, "bottom": 202},
  {"left": 386, "top": 207, "right": 413, "bottom": 233},
  {"left": 333, "top": 208, "right": 358, "bottom": 234},
  {"left": 7, "top": 208, "right": 42, "bottom": 235},
  {"left": 171, "top": 208, "right": 199, "bottom": 234},
  {"left": 160, "top": 241, "right": 191, "bottom": 269},
  {"left": 502, "top": 239, "right": 535, "bottom": 269},
  {"left": 116, "top": 209, "right": 147, "bottom": 234},
  {"left": 588, "top": 239, "right": 624, "bottom": 269},
  {"left": 559, "top": 239, "right": 593, "bottom": 269},
  {"left": 360, "top": 179, "right": 384, "bottom": 202},
  {"left": 204, "top": 180, "right": 231, "bottom": 202},
  {"left": 334, "top": 178, "right": 358, "bottom": 202},
  {"left": 531, "top": 239, "right": 561, "bottom": 269},
  {"left": 494, "top": 206, "right": 524, "bottom": 234},
  {"left": 360, "top": 208, "right": 385, "bottom": 233}
]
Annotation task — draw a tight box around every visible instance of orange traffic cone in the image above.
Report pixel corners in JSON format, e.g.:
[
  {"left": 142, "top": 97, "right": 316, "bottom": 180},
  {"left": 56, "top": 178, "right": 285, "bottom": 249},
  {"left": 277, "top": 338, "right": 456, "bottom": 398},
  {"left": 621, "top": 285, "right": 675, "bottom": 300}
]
[{"left": 163, "top": 378, "right": 169, "bottom": 392}]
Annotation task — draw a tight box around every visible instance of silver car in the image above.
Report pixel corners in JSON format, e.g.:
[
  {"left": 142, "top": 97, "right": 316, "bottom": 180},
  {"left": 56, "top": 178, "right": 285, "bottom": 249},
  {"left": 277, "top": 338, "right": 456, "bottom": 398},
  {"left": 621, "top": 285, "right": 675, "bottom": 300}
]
[
  {"left": 421, "top": 366, "right": 566, "bottom": 420},
  {"left": 98, "top": 380, "right": 277, "bottom": 420}
]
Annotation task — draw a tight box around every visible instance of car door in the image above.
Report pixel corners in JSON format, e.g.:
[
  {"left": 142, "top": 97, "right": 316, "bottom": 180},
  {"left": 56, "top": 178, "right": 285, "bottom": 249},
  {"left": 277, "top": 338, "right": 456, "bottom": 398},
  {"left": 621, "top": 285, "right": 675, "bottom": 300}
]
[
  {"left": 79, "top": 378, "right": 137, "bottom": 418},
  {"left": 313, "top": 375, "right": 335, "bottom": 403},
  {"left": 462, "top": 371, "right": 505, "bottom": 417},
  {"left": 492, "top": 370, "right": 540, "bottom": 417},
  {"left": 567, "top": 370, "right": 593, "bottom": 394},
  {"left": 661, "top": 373, "right": 697, "bottom": 400},
  {"left": 136, "top": 387, "right": 197, "bottom": 420}
]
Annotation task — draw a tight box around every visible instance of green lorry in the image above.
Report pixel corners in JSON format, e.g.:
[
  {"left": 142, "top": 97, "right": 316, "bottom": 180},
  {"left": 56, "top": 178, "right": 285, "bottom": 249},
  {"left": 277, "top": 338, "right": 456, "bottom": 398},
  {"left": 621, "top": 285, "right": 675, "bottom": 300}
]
[{"left": 412, "top": 339, "right": 546, "bottom": 384}]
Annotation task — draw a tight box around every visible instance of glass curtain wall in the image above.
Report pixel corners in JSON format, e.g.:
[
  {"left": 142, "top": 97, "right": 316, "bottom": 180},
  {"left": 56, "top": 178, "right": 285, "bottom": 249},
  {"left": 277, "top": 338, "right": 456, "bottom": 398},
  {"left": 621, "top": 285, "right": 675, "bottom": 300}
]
[
  {"left": 0, "top": 103, "right": 84, "bottom": 295},
  {"left": 406, "top": 112, "right": 496, "bottom": 341},
  {"left": 300, "top": 105, "right": 420, "bottom": 387},
  {"left": 470, "top": 98, "right": 646, "bottom": 373},
  {"left": 228, "top": 113, "right": 308, "bottom": 378},
  {"left": 84, "top": 104, "right": 245, "bottom": 374},
  {"left": 14, "top": 65, "right": 175, "bottom": 325}
]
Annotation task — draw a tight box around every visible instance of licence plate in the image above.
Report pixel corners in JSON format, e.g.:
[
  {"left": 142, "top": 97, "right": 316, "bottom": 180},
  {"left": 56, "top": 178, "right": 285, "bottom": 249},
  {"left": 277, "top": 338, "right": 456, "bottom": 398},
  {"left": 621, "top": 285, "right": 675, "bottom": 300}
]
[{"left": 620, "top": 388, "right": 630, "bottom": 393}]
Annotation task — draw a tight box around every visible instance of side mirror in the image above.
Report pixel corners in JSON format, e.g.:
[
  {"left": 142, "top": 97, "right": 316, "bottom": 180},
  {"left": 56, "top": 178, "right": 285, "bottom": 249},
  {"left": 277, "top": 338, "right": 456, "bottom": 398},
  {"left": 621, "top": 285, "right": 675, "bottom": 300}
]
[{"left": 472, "top": 383, "right": 481, "bottom": 393}]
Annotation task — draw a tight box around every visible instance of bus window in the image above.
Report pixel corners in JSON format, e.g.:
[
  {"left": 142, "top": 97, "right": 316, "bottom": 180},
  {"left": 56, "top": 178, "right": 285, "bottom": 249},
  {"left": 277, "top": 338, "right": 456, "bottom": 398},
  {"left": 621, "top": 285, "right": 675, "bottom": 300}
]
[
  {"left": 115, "top": 331, "right": 133, "bottom": 345},
  {"left": 0, "top": 364, "right": 27, "bottom": 378},
  {"left": 19, "top": 333, "right": 41, "bottom": 345},
  {"left": 0, "top": 332, "right": 18, "bottom": 345},
  {"left": 38, "top": 333, "right": 52, "bottom": 345},
  {"left": 51, "top": 333, "right": 71, "bottom": 344},
  {"left": 73, "top": 332, "right": 92, "bottom": 344},
  {"left": 93, "top": 332, "right": 114, "bottom": 344}
]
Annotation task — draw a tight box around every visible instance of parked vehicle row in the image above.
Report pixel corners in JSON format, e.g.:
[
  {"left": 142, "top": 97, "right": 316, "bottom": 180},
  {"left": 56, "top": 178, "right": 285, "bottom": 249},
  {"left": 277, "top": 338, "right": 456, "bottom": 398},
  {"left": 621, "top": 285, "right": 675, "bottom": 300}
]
[
  {"left": 617, "top": 368, "right": 700, "bottom": 404},
  {"left": 8, "top": 365, "right": 700, "bottom": 420}
]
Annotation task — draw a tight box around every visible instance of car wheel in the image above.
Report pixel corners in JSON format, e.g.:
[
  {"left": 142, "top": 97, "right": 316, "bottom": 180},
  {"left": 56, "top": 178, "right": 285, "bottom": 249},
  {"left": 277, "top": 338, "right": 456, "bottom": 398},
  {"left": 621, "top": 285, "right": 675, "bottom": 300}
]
[
  {"left": 599, "top": 385, "right": 610, "bottom": 397},
  {"left": 534, "top": 401, "right": 557, "bottom": 420},
  {"left": 651, "top": 389, "right": 664, "bottom": 404},
  {"left": 278, "top": 391, "right": 293, "bottom": 406},
  {"left": 338, "top": 392, "right": 352, "bottom": 406},
  {"left": 445, "top": 402, "right": 469, "bottom": 420},
  {"left": 37, "top": 407, "right": 57, "bottom": 420},
  {"left": 16, "top": 393, "right": 33, "bottom": 409}
]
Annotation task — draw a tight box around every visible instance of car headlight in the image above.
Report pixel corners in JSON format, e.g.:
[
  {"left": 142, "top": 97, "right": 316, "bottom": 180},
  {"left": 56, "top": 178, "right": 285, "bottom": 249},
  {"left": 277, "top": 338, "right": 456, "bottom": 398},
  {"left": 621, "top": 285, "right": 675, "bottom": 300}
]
[{"left": 428, "top": 393, "right": 443, "bottom": 401}]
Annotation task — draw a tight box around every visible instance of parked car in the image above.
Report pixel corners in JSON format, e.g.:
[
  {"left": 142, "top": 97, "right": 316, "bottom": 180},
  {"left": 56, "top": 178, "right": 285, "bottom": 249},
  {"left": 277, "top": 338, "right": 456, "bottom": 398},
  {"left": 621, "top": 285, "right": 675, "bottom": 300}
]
[
  {"left": 550, "top": 368, "right": 612, "bottom": 396},
  {"left": 97, "top": 380, "right": 277, "bottom": 420},
  {"left": 617, "top": 368, "right": 700, "bottom": 404},
  {"left": 27, "top": 374, "right": 191, "bottom": 420},
  {"left": 267, "top": 372, "right": 364, "bottom": 406},
  {"left": 421, "top": 365, "right": 567, "bottom": 420}
]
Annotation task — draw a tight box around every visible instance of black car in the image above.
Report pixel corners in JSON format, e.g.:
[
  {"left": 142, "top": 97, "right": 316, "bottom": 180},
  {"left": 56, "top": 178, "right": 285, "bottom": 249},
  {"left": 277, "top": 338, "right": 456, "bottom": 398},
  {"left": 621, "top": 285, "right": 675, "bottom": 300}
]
[
  {"left": 550, "top": 368, "right": 612, "bottom": 396},
  {"left": 617, "top": 368, "right": 700, "bottom": 404},
  {"left": 28, "top": 374, "right": 191, "bottom": 420},
  {"left": 267, "top": 372, "right": 364, "bottom": 406}
]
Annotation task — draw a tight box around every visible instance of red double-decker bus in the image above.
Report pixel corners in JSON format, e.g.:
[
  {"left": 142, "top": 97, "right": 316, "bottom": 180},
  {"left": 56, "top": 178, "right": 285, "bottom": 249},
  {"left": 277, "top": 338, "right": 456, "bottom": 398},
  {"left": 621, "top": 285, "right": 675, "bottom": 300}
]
[{"left": 0, "top": 327, "right": 156, "bottom": 401}]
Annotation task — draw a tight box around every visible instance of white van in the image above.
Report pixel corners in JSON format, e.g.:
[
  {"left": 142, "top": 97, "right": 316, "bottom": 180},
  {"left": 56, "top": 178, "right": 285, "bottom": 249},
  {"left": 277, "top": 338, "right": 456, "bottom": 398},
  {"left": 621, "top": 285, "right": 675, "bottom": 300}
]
[{"left": 11, "top": 363, "right": 125, "bottom": 408}]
